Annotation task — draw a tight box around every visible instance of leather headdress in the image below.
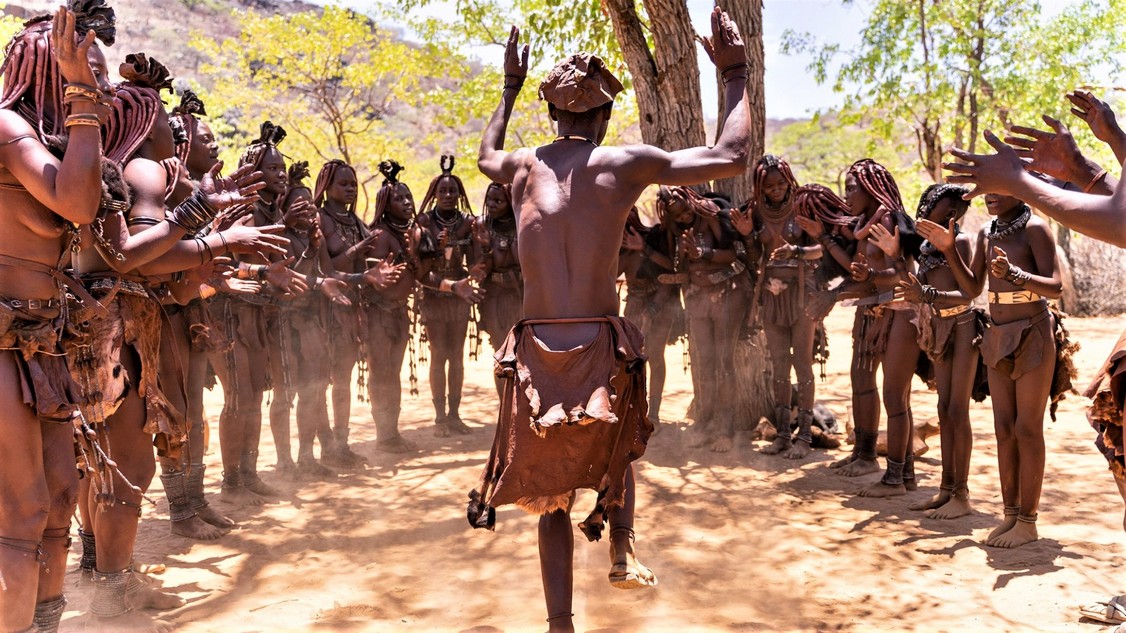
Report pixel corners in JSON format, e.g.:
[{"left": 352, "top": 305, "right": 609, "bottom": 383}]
[{"left": 539, "top": 53, "right": 623, "bottom": 113}]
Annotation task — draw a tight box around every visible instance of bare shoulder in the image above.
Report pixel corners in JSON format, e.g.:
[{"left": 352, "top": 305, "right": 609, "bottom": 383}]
[
  {"left": 0, "top": 109, "right": 36, "bottom": 142},
  {"left": 122, "top": 157, "right": 165, "bottom": 184},
  {"left": 1025, "top": 213, "right": 1056, "bottom": 243}
]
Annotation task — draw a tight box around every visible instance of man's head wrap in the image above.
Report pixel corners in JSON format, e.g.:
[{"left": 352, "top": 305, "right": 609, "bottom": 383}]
[{"left": 539, "top": 53, "right": 623, "bottom": 113}]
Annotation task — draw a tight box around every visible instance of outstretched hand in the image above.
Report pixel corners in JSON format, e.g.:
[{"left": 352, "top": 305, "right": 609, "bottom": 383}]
[
  {"left": 199, "top": 162, "right": 266, "bottom": 211},
  {"left": 1067, "top": 89, "right": 1124, "bottom": 145},
  {"left": 363, "top": 254, "right": 406, "bottom": 290},
  {"left": 849, "top": 252, "right": 872, "bottom": 282},
  {"left": 1004, "top": 115, "right": 1084, "bottom": 182},
  {"left": 696, "top": 6, "right": 746, "bottom": 70},
  {"left": 730, "top": 207, "right": 755, "bottom": 237},
  {"left": 916, "top": 218, "right": 956, "bottom": 253},
  {"left": 944, "top": 130, "right": 1027, "bottom": 199},
  {"left": 504, "top": 26, "right": 530, "bottom": 83},
  {"left": 894, "top": 272, "right": 925, "bottom": 303},
  {"left": 794, "top": 214, "right": 824, "bottom": 238},
  {"left": 52, "top": 8, "right": 99, "bottom": 91},
  {"left": 868, "top": 223, "right": 901, "bottom": 258}
]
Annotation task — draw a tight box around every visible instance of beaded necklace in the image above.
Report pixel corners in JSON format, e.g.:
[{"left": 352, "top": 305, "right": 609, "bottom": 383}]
[{"left": 986, "top": 205, "right": 1031, "bottom": 241}]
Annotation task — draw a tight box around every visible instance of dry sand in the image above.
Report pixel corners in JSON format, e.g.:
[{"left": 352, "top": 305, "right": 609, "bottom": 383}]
[{"left": 57, "top": 308, "right": 1126, "bottom": 632}]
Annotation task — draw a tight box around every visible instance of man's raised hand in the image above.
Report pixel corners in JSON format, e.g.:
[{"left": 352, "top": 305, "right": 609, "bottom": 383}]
[
  {"left": 504, "top": 26, "right": 529, "bottom": 85},
  {"left": 944, "top": 130, "right": 1026, "bottom": 199},
  {"left": 697, "top": 6, "right": 746, "bottom": 71}
]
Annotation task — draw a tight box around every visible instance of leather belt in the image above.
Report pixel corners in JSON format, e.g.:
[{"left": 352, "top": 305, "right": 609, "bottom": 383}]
[
  {"left": 988, "top": 290, "right": 1043, "bottom": 305},
  {"left": 936, "top": 304, "right": 971, "bottom": 318}
]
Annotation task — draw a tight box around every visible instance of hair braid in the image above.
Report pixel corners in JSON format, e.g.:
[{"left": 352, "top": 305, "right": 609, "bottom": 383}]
[
  {"left": 792, "top": 184, "right": 853, "bottom": 227},
  {"left": 848, "top": 159, "right": 904, "bottom": 214}
]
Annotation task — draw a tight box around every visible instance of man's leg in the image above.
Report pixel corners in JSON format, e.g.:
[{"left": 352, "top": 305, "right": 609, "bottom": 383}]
[
  {"left": 607, "top": 466, "right": 656, "bottom": 589},
  {"left": 539, "top": 504, "right": 575, "bottom": 633}
]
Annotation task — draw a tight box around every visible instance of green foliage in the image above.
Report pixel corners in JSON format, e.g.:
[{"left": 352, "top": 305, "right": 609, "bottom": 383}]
[
  {"left": 0, "top": 4, "right": 23, "bottom": 48},
  {"left": 396, "top": 0, "right": 641, "bottom": 136},
  {"left": 783, "top": 0, "right": 1126, "bottom": 181},
  {"left": 190, "top": 5, "right": 479, "bottom": 218}
]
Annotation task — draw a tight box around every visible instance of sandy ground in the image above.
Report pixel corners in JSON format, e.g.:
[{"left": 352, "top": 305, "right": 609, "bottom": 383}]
[{"left": 55, "top": 307, "right": 1126, "bottom": 633}]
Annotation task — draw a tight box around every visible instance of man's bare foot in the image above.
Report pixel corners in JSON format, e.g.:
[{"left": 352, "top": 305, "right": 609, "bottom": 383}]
[
  {"left": 909, "top": 489, "right": 952, "bottom": 511},
  {"left": 242, "top": 475, "right": 280, "bottom": 497},
  {"left": 904, "top": 478, "right": 918, "bottom": 491},
  {"left": 987, "top": 519, "right": 1038, "bottom": 548},
  {"left": 171, "top": 515, "right": 228, "bottom": 540},
  {"left": 649, "top": 417, "right": 661, "bottom": 436},
  {"left": 445, "top": 414, "right": 473, "bottom": 435},
  {"left": 296, "top": 458, "right": 335, "bottom": 481},
  {"left": 220, "top": 484, "right": 267, "bottom": 507},
  {"left": 785, "top": 439, "right": 811, "bottom": 460},
  {"left": 926, "top": 495, "right": 972, "bottom": 520},
  {"left": 858, "top": 481, "right": 906, "bottom": 497},
  {"left": 608, "top": 529, "right": 657, "bottom": 590},
  {"left": 986, "top": 514, "right": 1019, "bottom": 543},
  {"left": 376, "top": 436, "right": 418, "bottom": 453},
  {"left": 196, "top": 504, "right": 236, "bottom": 529},
  {"left": 828, "top": 452, "right": 857, "bottom": 469},
  {"left": 711, "top": 435, "right": 734, "bottom": 453},
  {"left": 760, "top": 435, "right": 791, "bottom": 455},
  {"left": 838, "top": 458, "right": 880, "bottom": 477}
]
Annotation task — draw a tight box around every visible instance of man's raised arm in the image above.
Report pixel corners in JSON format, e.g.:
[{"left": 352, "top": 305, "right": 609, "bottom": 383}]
[
  {"left": 946, "top": 130, "right": 1126, "bottom": 247},
  {"left": 625, "top": 7, "right": 750, "bottom": 187},
  {"left": 478, "top": 26, "right": 529, "bottom": 184}
]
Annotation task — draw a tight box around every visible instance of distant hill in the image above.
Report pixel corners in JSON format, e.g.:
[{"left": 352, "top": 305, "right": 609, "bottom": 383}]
[{"left": 6, "top": 0, "right": 319, "bottom": 80}]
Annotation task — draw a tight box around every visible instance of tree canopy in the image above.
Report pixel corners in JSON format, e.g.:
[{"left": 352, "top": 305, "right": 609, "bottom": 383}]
[{"left": 783, "top": 0, "right": 1126, "bottom": 182}]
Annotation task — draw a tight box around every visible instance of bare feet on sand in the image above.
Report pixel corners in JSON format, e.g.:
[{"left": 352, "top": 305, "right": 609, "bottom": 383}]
[
  {"left": 987, "top": 518, "right": 1038, "bottom": 548},
  {"left": 759, "top": 435, "right": 791, "bottom": 455},
  {"left": 926, "top": 494, "right": 972, "bottom": 520},
  {"left": 858, "top": 481, "right": 906, "bottom": 498},
  {"left": 910, "top": 489, "right": 952, "bottom": 511},
  {"left": 711, "top": 435, "right": 734, "bottom": 453},
  {"left": 377, "top": 435, "right": 418, "bottom": 453},
  {"left": 220, "top": 485, "right": 268, "bottom": 507},
  {"left": 785, "top": 439, "right": 812, "bottom": 460},
  {"left": 837, "top": 458, "right": 881, "bottom": 477},
  {"left": 171, "top": 515, "right": 228, "bottom": 540}
]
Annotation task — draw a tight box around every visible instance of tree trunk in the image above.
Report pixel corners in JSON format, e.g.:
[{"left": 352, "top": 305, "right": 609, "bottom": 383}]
[
  {"left": 712, "top": 0, "right": 763, "bottom": 203},
  {"left": 604, "top": 0, "right": 707, "bottom": 151}
]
